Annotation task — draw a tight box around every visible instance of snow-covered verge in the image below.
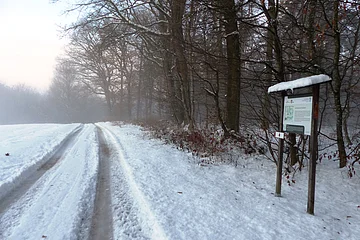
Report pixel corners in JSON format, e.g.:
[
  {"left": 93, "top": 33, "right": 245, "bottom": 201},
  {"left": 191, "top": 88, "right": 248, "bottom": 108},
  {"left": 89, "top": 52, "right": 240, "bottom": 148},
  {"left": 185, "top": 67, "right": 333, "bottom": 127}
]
[
  {"left": 0, "top": 124, "right": 99, "bottom": 240},
  {"left": 0, "top": 123, "right": 81, "bottom": 200},
  {"left": 103, "top": 122, "right": 360, "bottom": 240}
]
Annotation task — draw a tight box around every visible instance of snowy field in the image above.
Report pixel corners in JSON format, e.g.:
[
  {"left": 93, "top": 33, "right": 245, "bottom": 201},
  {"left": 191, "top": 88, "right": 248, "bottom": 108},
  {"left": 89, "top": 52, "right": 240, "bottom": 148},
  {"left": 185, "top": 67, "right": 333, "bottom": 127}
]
[
  {"left": 0, "top": 123, "right": 81, "bottom": 200},
  {"left": 0, "top": 122, "right": 359, "bottom": 240}
]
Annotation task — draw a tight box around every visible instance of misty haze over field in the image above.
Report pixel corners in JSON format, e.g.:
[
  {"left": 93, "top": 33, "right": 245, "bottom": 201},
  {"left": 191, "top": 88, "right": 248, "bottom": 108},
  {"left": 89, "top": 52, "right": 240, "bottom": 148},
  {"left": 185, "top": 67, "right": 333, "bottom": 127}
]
[{"left": 0, "top": 82, "right": 107, "bottom": 124}]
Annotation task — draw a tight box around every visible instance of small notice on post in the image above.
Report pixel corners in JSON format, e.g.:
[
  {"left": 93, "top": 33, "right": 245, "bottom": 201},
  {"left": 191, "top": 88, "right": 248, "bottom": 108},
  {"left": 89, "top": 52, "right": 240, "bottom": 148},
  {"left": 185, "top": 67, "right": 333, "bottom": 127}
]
[
  {"left": 283, "top": 96, "right": 313, "bottom": 135},
  {"left": 275, "top": 132, "right": 285, "bottom": 139}
]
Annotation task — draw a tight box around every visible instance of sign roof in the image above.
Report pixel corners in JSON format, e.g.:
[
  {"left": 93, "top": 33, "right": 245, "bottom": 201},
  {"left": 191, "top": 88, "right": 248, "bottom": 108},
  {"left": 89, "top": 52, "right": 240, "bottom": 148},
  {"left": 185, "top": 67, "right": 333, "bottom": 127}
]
[{"left": 268, "top": 74, "right": 331, "bottom": 93}]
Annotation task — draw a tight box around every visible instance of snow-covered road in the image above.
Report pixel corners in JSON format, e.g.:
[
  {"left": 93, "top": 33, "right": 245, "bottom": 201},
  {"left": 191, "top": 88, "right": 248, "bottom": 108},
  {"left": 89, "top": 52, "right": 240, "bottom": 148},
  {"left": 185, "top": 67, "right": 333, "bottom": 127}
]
[
  {"left": 0, "top": 124, "right": 98, "bottom": 239},
  {"left": 0, "top": 122, "right": 359, "bottom": 240},
  {"left": 0, "top": 123, "right": 81, "bottom": 201}
]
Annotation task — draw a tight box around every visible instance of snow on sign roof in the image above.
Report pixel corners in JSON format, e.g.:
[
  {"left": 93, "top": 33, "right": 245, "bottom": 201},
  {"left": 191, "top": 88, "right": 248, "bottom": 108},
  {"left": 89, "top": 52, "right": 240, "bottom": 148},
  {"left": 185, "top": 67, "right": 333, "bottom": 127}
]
[{"left": 268, "top": 74, "right": 331, "bottom": 93}]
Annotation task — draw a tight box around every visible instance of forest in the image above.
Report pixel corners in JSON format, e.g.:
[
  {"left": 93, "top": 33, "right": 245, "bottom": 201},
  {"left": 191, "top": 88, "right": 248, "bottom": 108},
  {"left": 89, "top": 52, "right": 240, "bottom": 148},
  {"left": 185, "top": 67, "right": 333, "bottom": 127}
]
[{"left": 1, "top": 0, "right": 359, "bottom": 169}]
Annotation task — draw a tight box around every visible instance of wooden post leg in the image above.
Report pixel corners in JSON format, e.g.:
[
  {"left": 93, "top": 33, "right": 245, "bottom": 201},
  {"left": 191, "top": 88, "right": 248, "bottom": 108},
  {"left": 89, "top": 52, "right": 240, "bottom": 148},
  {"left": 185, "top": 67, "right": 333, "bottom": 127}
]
[
  {"left": 275, "top": 93, "right": 285, "bottom": 197},
  {"left": 307, "top": 84, "right": 319, "bottom": 214},
  {"left": 275, "top": 138, "right": 284, "bottom": 197}
]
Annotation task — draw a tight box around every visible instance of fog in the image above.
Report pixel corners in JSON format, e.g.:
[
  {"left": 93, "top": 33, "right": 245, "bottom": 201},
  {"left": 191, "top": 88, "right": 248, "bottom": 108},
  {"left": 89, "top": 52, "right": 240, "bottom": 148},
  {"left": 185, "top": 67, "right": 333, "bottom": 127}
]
[{"left": 0, "top": 82, "right": 108, "bottom": 125}]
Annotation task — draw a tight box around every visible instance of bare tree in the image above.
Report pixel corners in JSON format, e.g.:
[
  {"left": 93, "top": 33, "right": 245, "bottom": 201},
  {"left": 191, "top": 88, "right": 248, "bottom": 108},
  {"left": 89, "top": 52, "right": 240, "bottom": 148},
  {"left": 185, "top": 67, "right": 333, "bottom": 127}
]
[{"left": 67, "top": 24, "right": 118, "bottom": 115}]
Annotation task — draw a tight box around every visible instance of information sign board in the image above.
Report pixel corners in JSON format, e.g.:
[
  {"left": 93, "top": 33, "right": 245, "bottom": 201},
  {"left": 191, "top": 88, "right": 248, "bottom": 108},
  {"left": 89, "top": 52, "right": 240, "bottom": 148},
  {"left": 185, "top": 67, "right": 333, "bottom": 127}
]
[{"left": 283, "top": 95, "right": 313, "bottom": 135}]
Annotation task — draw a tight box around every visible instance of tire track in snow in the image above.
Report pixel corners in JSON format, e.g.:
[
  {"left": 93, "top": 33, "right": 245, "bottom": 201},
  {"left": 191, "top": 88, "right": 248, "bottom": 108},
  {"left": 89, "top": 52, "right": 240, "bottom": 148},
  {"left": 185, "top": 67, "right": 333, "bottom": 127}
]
[
  {"left": 89, "top": 128, "right": 114, "bottom": 240},
  {"left": 0, "top": 124, "right": 84, "bottom": 215},
  {"left": 96, "top": 123, "right": 167, "bottom": 240}
]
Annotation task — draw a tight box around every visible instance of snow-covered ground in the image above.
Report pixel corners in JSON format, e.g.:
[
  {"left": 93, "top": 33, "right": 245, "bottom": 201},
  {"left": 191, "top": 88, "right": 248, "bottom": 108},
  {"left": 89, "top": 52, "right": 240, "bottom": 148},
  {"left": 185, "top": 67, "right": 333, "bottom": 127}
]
[
  {"left": 0, "top": 122, "right": 359, "bottom": 240},
  {"left": 0, "top": 124, "right": 98, "bottom": 239},
  {"left": 0, "top": 123, "right": 81, "bottom": 200}
]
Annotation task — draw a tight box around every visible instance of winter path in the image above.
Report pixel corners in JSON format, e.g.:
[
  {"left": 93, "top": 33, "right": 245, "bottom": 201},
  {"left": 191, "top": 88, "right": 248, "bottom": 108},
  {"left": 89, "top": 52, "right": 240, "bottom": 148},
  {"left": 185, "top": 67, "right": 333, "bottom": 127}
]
[
  {"left": 0, "top": 122, "right": 358, "bottom": 239},
  {"left": 89, "top": 128, "right": 114, "bottom": 240},
  {"left": 0, "top": 124, "right": 99, "bottom": 239},
  {"left": 96, "top": 123, "right": 163, "bottom": 240}
]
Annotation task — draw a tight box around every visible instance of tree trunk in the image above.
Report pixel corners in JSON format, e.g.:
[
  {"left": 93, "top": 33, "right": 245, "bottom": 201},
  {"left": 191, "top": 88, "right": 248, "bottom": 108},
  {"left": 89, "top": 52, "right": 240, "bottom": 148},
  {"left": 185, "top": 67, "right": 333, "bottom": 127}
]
[
  {"left": 102, "top": 74, "right": 112, "bottom": 115},
  {"left": 159, "top": 10, "right": 184, "bottom": 124},
  {"left": 127, "top": 63, "right": 133, "bottom": 120},
  {"left": 261, "top": 0, "right": 276, "bottom": 130},
  {"left": 220, "top": 0, "right": 241, "bottom": 132},
  {"left": 342, "top": 14, "right": 360, "bottom": 145},
  {"left": 170, "top": 0, "right": 193, "bottom": 129},
  {"left": 307, "top": 0, "right": 318, "bottom": 69},
  {"left": 289, "top": 133, "right": 298, "bottom": 166},
  {"left": 332, "top": 0, "right": 347, "bottom": 168},
  {"left": 137, "top": 57, "right": 143, "bottom": 120}
]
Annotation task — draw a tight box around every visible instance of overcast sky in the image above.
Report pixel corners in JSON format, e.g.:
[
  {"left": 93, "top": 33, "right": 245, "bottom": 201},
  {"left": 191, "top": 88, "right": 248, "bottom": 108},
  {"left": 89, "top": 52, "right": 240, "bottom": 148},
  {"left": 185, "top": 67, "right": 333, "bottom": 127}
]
[{"left": 0, "top": 0, "right": 74, "bottom": 92}]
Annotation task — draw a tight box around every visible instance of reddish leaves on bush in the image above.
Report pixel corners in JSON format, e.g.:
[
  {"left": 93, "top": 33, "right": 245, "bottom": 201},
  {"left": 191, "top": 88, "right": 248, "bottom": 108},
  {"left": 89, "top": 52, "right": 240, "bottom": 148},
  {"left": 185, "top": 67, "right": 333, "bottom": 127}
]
[
  {"left": 320, "top": 143, "right": 359, "bottom": 178},
  {"left": 142, "top": 122, "right": 262, "bottom": 166}
]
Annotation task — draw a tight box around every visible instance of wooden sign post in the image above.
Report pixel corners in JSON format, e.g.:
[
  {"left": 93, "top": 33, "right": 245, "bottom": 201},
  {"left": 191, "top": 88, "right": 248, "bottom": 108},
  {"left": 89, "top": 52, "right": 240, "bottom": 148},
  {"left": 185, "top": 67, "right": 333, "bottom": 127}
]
[
  {"left": 307, "top": 84, "right": 319, "bottom": 214},
  {"left": 275, "top": 93, "right": 285, "bottom": 197},
  {"left": 268, "top": 74, "right": 331, "bottom": 215}
]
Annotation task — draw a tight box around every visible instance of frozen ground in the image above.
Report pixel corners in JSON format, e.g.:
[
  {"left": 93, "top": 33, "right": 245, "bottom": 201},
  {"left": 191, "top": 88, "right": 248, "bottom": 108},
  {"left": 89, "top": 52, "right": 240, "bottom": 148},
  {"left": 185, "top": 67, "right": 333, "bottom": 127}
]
[{"left": 0, "top": 122, "right": 359, "bottom": 240}]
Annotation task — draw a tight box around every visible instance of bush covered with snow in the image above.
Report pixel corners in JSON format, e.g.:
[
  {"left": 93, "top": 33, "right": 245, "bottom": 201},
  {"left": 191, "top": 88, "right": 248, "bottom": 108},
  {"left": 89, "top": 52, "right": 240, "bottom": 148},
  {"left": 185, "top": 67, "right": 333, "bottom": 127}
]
[
  {"left": 129, "top": 120, "right": 266, "bottom": 166},
  {"left": 116, "top": 120, "right": 359, "bottom": 181}
]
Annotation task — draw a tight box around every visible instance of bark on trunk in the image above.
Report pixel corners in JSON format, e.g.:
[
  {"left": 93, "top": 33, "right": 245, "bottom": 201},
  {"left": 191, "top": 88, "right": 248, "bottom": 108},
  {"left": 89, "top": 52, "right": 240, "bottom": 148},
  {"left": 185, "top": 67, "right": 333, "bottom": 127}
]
[
  {"left": 137, "top": 57, "right": 143, "bottom": 120},
  {"left": 170, "top": 0, "right": 193, "bottom": 129},
  {"left": 289, "top": 133, "right": 298, "bottom": 166},
  {"left": 262, "top": 0, "right": 275, "bottom": 130},
  {"left": 220, "top": 0, "right": 241, "bottom": 132},
  {"left": 159, "top": 10, "right": 184, "bottom": 124},
  {"left": 332, "top": 0, "right": 347, "bottom": 168}
]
